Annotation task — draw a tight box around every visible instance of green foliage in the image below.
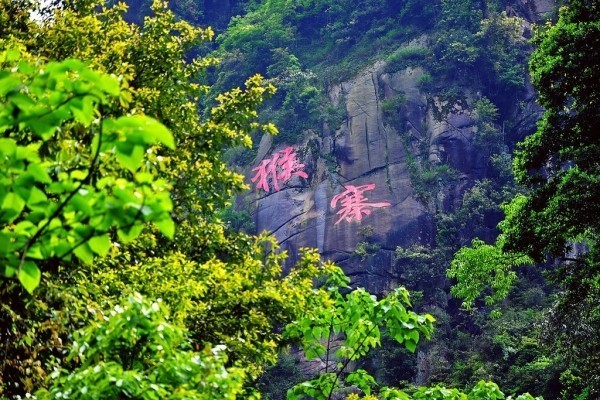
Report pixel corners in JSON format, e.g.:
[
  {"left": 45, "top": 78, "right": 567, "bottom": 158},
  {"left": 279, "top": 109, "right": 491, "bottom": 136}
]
[
  {"left": 354, "top": 241, "right": 381, "bottom": 261},
  {"left": 285, "top": 282, "right": 435, "bottom": 399},
  {"left": 440, "top": 0, "right": 482, "bottom": 31},
  {"left": 432, "top": 11, "right": 527, "bottom": 101},
  {"left": 475, "top": 12, "right": 526, "bottom": 91},
  {"left": 77, "top": 239, "right": 339, "bottom": 380},
  {"left": 0, "top": 1, "right": 319, "bottom": 397},
  {"left": 257, "top": 352, "right": 309, "bottom": 400},
  {"left": 266, "top": 69, "right": 326, "bottom": 145},
  {"left": 541, "top": 251, "right": 600, "bottom": 399},
  {"left": 472, "top": 97, "right": 503, "bottom": 156},
  {"left": 407, "top": 157, "right": 458, "bottom": 208},
  {"left": 385, "top": 46, "right": 431, "bottom": 72},
  {"left": 381, "top": 93, "right": 407, "bottom": 128},
  {"left": 212, "top": 0, "right": 297, "bottom": 94},
  {"left": 436, "top": 154, "right": 520, "bottom": 250},
  {"left": 473, "top": 98, "right": 499, "bottom": 124},
  {"left": 36, "top": 294, "right": 246, "bottom": 399},
  {"left": 416, "top": 72, "right": 434, "bottom": 91},
  {"left": 433, "top": 29, "right": 479, "bottom": 77},
  {"left": 448, "top": 288, "right": 557, "bottom": 398},
  {"left": 218, "top": 204, "right": 255, "bottom": 234},
  {"left": 411, "top": 380, "right": 541, "bottom": 400},
  {"left": 448, "top": 238, "right": 532, "bottom": 311},
  {"left": 394, "top": 245, "right": 448, "bottom": 298},
  {"left": 0, "top": 50, "right": 174, "bottom": 294},
  {"left": 0, "top": 1, "right": 584, "bottom": 399},
  {"left": 450, "top": 2, "right": 600, "bottom": 397},
  {"left": 509, "top": 0, "right": 600, "bottom": 260}
]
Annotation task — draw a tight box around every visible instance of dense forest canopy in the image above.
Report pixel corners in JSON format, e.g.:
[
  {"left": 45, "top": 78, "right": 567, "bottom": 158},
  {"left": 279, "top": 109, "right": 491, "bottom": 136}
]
[{"left": 0, "top": 0, "right": 599, "bottom": 399}]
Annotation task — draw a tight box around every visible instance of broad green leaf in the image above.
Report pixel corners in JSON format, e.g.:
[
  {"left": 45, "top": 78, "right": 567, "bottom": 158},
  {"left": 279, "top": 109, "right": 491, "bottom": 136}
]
[
  {"left": 18, "top": 143, "right": 41, "bottom": 162},
  {"left": 69, "top": 96, "right": 95, "bottom": 126},
  {"left": 5, "top": 48, "right": 21, "bottom": 62},
  {"left": 13, "top": 174, "right": 34, "bottom": 201},
  {"left": 117, "top": 223, "right": 144, "bottom": 243},
  {"left": 70, "top": 169, "right": 88, "bottom": 181},
  {"left": 2, "top": 263, "right": 18, "bottom": 278},
  {"left": 81, "top": 68, "right": 120, "bottom": 96},
  {"left": 27, "top": 118, "right": 56, "bottom": 140},
  {"left": 346, "top": 370, "right": 376, "bottom": 395},
  {"left": 27, "top": 163, "right": 52, "bottom": 183},
  {"left": 115, "top": 141, "right": 145, "bottom": 172},
  {"left": 0, "top": 75, "right": 22, "bottom": 96},
  {"left": 0, "top": 138, "right": 17, "bottom": 157},
  {"left": 405, "top": 339, "right": 417, "bottom": 353},
  {"left": 154, "top": 217, "right": 175, "bottom": 239},
  {"left": 13, "top": 220, "right": 36, "bottom": 235},
  {"left": 17, "top": 61, "right": 34, "bottom": 75},
  {"left": 0, "top": 232, "right": 11, "bottom": 256},
  {"left": 135, "top": 172, "right": 155, "bottom": 183},
  {"left": 54, "top": 242, "right": 73, "bottom": 259},
  {"left": 2, "top": 192, "right": 25, "bottom": 223},
  {"left": 73, "top": 243, "right": 95, "bottom": 264},
  {"left": 9, "top": 92, "right": 35, "bottom": 110},
  {"left": 18, "top": 261, "right": 41, "bottom": 294},
  {"left": 26, "top": 244, "right": 45, "bottom": 260},
  {"left": 115, "top": 116, "right": 175, "bottom": 150},
  {"left": 405, "top": 329, "right": 420, "bottom": 344},
  {"left": 89, "top": 234, "right": 111, "bottom": 257}
]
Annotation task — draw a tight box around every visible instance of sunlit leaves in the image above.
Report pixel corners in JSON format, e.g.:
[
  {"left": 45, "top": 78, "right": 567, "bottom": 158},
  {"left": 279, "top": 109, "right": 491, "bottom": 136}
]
[
  {"left": 36, "top": 294, "right": 247, "bottom": 400},
  {"left": 0, "top": 50, "right": 175, "bottom": 293},
  {"left": 410, "top": 380, "right": 541, "bottom": 400},
  {"left": 448, "top": 238, "right": 532, "bottom": 312},
  {"left": 0, "top": 2, "right": 296, "bottom": 397},
  {"left": 17, "top": 260, "right": 40, "bottom": 293},
  {"left": 285, "top": 285, "right": 435, "bottom": 398},
  {"left": 88, "top": 234, "right": 111, "bottom": 257}
]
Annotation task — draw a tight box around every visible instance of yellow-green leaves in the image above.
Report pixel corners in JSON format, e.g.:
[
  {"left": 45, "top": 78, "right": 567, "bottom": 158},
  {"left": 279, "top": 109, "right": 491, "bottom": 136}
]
[
  {"left": 102, "top": 116, "right": 174, "bottom": 172},
  {"left": 0, "top": 50, "right": 176, "bottom": 293},
  {"left": 1, "top": 192, "right": 25, "bottom": 224},
  {"left": 0, "top": 54, "right": 120, "bottom": 140},
  {"left": 17, "top": 260, "right": 41, "bottom": 294},
  {"left": 36, "top": 294, "right": 247, "bottom": 400},
  {"left": 286, "top": 284, "right": 435, "bottom": 399}
]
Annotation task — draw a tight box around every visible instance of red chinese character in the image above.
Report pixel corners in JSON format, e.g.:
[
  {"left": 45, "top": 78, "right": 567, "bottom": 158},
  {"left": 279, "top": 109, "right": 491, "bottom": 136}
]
[
  {"left": 330, "top": 183, "right": 391, "bottom": 224},
  {"left": 277, "top": 146, "right": 308, "bottom": 183},
  {"left": 251, "top": 147, "right": 307, "bottom": 192}
]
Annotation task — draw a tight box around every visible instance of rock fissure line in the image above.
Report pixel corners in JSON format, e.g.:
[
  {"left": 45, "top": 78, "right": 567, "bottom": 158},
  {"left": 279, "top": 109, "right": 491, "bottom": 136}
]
[
  {"left": 279, "top": 224, "right": 314, "bottom": 245},
  {"left": 346, "top": 270, "right": 398, "bottom": 280},
  {"left": 339, "top": 166, "right": 388, "bottom": 185},
  {"left": 270, "top": 211, "right": 307, "bottom": 237},
  {"left": 348, "top": 98, "right": 376, "bottom": 119},
  {"left": 365, "top": 119, "right": 371, "bottom": 168}
]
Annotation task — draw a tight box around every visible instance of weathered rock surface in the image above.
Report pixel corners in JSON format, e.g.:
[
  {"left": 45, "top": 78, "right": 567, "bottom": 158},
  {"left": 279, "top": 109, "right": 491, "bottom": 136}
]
[
  {"left": 243, "top": 3, "right": 552, "bottom": 300},
  {"left": 247, "top": 60, "right": 492, "bottom": 292},
  {"left": 516, "top": 0, "right": 557, "bottom": 21},
  {"left": 246, "top": 49, "right": 544, "bottom": 299}
]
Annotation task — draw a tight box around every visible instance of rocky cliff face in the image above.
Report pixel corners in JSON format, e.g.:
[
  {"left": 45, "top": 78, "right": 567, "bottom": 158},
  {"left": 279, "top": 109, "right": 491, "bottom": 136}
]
[
  {"left": 241, "top": 0, "right": 554, "bottom": 387},
  {"left": 246, "top": 56, "right": 540, "bottom": 295}
]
